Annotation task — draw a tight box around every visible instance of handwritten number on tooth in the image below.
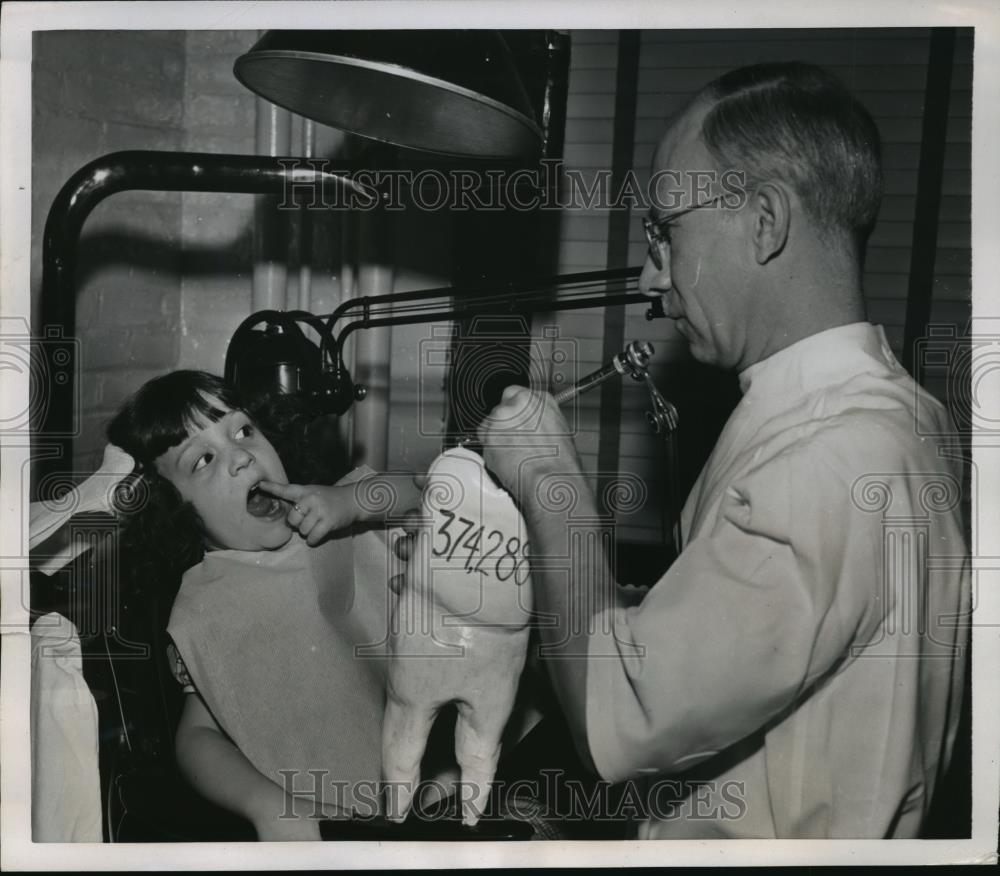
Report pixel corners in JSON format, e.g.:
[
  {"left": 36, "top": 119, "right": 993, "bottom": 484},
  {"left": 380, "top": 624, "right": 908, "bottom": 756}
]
[{"left": 432, "top": 511, "right": 530, "bottom": 584}]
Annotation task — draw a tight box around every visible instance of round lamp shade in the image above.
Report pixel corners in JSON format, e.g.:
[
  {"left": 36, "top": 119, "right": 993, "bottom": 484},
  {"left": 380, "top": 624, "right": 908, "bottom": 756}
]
[{"left": 234, "top": 30, "right": 542, "bottom": 159}]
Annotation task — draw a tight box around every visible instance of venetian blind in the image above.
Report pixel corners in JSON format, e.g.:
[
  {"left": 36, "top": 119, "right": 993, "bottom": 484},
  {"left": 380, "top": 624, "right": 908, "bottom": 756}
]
[{"left": 546, "top": 28, "right": 972, "bottom": 545}]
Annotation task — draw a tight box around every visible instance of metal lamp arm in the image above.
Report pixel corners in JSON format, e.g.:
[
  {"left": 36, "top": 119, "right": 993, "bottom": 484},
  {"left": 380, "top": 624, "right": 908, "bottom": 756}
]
[{"left": 37, "top": 149, "right": 368, "bottom": 486}]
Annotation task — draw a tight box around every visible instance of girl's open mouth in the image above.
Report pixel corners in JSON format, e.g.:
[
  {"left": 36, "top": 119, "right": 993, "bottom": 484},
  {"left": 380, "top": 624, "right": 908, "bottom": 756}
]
[{"left": 246, "top": 482, "right": 288, "bottom": 520}]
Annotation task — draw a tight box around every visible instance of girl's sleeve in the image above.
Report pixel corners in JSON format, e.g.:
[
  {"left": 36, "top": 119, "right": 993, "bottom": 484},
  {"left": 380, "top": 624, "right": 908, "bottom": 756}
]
[{"left": 166, "top": 640, "right": 197, "bottom": 695}]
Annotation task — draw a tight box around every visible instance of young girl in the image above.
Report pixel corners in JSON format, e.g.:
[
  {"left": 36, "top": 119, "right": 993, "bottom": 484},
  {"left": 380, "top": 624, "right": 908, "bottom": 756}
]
[{"left": 108, "top": 370, "right": 419, "bottom": 841}]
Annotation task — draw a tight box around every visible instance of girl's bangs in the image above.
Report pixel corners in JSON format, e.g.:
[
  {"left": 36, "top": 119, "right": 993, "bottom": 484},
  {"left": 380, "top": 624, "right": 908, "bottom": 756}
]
[
  {"left": 108, "top": 371, "right": 245, "bottom": 465},
  {"left": 179, "top": 392, "right": 235, "bottom": 438}
]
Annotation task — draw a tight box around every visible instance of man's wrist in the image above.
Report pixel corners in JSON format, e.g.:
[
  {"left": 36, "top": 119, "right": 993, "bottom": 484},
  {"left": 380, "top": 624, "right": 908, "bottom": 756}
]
[{"left": 486, "top": 444, "right": 582, "bottom": 497}]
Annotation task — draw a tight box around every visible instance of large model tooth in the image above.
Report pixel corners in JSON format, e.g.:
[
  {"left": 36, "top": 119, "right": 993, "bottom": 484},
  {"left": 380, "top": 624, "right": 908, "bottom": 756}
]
[{"left": 382, "top": 447, "right": 533, "bottom": 827}]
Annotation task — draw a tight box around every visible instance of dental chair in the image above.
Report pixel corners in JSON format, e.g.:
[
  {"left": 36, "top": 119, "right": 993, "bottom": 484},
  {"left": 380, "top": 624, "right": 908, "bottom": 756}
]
[{"left": 30, "top": 525, "right": 610, "bottom": 842}]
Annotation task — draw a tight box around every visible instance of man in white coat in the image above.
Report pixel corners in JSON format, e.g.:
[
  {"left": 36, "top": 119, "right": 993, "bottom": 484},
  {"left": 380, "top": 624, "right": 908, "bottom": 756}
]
[{"left": 478, "top": 62, "right": 969, "bottom": 838}]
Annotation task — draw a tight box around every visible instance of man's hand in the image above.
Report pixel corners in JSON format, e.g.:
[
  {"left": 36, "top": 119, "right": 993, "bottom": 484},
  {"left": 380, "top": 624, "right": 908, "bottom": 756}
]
[
  {"left": 390, "top": 506, "right": 428, "bottom": 595},
  {"left": 476, "top": 386, "right": 581, "bottom": 503},
  {"left": 478, "top": 388, "right": 603, "bottom": 775}
]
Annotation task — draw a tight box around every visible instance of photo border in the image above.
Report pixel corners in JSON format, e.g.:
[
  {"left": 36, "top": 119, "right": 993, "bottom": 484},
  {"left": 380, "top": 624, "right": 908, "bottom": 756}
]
[{"left": 2, "top": 0, "right": 998, "bottom": 868}]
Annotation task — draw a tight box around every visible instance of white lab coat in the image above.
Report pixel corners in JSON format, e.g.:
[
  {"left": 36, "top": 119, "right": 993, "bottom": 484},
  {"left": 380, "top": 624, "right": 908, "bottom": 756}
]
[{"left": 586, "top": 323, "right": 969, "bottom": 838}]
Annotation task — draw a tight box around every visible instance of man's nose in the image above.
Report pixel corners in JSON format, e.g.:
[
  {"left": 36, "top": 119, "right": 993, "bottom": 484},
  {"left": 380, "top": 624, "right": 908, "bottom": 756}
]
[{"left": 638, "top": 252, "right": 671, "bottom": 298}]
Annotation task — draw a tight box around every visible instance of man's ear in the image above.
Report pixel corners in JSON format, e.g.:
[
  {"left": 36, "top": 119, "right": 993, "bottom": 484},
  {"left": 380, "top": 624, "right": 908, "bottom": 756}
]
[{"left": 749, "top": 182, "right": 790, "bottom": 264}]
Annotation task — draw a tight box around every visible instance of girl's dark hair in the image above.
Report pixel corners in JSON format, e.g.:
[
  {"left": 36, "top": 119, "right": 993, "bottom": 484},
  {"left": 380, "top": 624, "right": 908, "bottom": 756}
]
[
  {"left": 107, "top": 371, "right": 243, "bottom": 603},
  {"left": 107, "top": 370, "right": 347, "bottom": 602},
  {"left": 246, "top": 393, "right": 349, "bottom": 488},
  {"left": 108, "top": 370, "right": 242, "bottom": 469}
]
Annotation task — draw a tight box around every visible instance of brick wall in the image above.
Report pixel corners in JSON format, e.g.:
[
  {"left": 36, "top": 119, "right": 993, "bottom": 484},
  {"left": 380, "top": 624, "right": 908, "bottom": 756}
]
[
  {"left": 177, "top": 30, "right": 257, "bottom": 374},
  {"left": 31, "top": 31, "right": 187, "bottom": 473},
  {"left": 31, "top": 30, "right": 270, "bottom": 471},
  {"left": 31, "top": 28, "right": 452, "bottom": 480}
]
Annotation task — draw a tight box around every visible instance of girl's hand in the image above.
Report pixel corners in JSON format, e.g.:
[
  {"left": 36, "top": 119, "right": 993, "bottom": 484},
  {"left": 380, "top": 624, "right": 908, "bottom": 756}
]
[
  {"left": 260, "top": 473, "right": 425, "bottom": 548},
  {"left": 258, "top": 481, "right": 358, "bottom": 546},
  {"left": 253, "top": 809, "right": 322, "bottom": 842}
]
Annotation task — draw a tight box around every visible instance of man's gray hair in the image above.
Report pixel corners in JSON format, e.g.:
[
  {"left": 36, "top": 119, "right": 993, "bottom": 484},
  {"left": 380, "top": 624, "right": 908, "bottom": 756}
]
[{"left": 699, "top": 61, "right": 883, "bottom": 259}]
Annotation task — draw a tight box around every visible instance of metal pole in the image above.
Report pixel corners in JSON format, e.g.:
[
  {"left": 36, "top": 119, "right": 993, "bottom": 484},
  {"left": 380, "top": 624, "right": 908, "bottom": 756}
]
[
  {"left": 253, "top": 98, "right": 292, "bottom": 311},
  {"left": 37, "top": 150, "right": 363, "bottom": 493}
]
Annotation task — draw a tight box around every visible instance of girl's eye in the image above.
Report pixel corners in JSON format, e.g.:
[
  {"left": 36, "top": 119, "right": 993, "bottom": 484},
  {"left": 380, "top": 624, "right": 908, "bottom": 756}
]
[
  {"left": 193, "top": 452, "right": 213, "bottom": 472},
  {"left": 234, "top": 424, "right": 253, "bottom": 440}
]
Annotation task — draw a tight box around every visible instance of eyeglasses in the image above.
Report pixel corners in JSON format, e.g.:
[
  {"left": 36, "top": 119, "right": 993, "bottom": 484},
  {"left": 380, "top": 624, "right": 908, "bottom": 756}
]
[{"left": 642, "top": 196, "right": 724, "bottom": 271}]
